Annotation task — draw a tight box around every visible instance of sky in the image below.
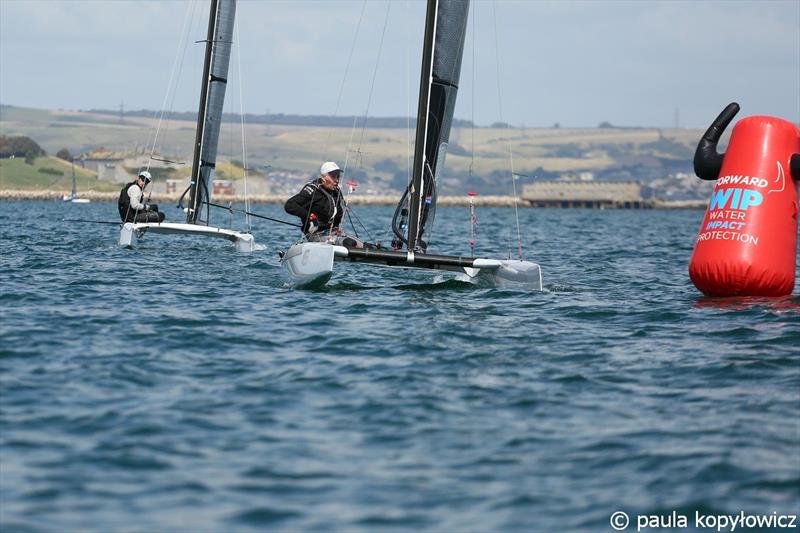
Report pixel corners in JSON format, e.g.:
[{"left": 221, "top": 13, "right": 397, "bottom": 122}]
[{"left": 1, "top": 0, "right": 798, "bottom": 128}]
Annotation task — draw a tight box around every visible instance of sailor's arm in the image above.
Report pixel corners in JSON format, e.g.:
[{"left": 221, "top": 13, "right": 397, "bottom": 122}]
[
  {"left": 128, "top": 185, "right": 146, "bottom": 210},
  {"left": 284, "top": 184, "right": 316, "bottom": 219}
]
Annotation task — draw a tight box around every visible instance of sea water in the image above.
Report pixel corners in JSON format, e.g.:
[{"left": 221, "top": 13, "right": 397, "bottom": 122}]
[{"left": 1, "top": 200, "right": 798, "bottom": 532}]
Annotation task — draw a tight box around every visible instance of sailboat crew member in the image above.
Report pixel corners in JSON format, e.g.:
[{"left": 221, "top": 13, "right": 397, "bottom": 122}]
[
  {"left": 284, "top": 162, "right": 346, "bottom": 236},
  {"left": 118, "top": 171, "right": 165, "bottom": 223}
]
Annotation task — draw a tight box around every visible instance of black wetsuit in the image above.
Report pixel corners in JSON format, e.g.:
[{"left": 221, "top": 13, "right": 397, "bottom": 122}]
[
  {"left": 118, "top": 181, "right": 165, "bottom": 223},
  {"left": 284, "top": 179, "right": 345, "bottom": 233}
]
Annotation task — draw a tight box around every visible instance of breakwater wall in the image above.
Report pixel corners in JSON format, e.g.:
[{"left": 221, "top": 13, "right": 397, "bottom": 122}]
[{"left": 0, "top": 190, "right": 706, "bottom": 209}]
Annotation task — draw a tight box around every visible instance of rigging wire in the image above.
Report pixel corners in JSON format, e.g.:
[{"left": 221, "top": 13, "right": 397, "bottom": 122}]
[
  {"left": 378, "top": 0, "right": 413, "bottom": 248},
  {"left": 62, "top": 219, "right": 121, "bottom": 225},
  {"left": 378, "top": 0, "right": 414, "bottom": 248},
  {"left": 347, "top": 208, "right": 376, "bottom": 242},
  {"left": 491, "top": 1, "right": 525, "bottom": 261},
  {"left": 234, "top": 15, "right": 251, "bottom": 232},
  {"left": 406, "top": 0, "right": 412, "bottom": 192},
  {"left": 346, "top": 211, "right": 360, "bottom": 238},
  {"left": 204, "top": 201, "right": 300, "bottom": 228},
  {"left": 342, "top": 115, "right": 359, "bottom": 177},
  {"left": 145, "top": 0, "right": 197, "bottom": 172},
  {"left": 338, "top": 1, "right": 391, "bottom": 245},
  {"left": 322, "top": 0, "right": 368, "bottom": 160},
  {"left": 347, "top": 1, "right": 391, "bottom": 174},
  {"left": 470, "top": 2, "right": 476, "bottom": 180}
]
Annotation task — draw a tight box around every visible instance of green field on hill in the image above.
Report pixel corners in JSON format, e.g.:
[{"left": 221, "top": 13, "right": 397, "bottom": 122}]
[{"left": 0, "top": 156, "right": 118, "bottom": 192}]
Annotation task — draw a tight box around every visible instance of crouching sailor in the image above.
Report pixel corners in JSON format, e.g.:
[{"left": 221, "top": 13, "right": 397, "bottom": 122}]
[
  {"left": 284, "top": 161, "right": 346, "bottom": 235},
  {"left": 118, "top": 171, "right": 165, "bottom": 223},
  {"left": 283, "top": 162, "right": 368, "bottom": 248}
]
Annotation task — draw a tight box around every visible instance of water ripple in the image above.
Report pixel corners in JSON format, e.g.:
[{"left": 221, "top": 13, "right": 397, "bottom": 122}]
[{"left": 0, "top": 202, "right": 797, "bottom": 531}]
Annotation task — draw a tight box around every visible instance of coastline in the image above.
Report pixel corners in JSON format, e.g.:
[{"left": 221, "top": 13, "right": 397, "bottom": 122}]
[{"left": 0, "top": 190, "right": 707, "bottom": 209}]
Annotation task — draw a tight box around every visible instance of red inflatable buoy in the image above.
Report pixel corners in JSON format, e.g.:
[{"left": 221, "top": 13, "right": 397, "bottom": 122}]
[{"left": 689, "top": 104, "right": 800, "bottom": 297}]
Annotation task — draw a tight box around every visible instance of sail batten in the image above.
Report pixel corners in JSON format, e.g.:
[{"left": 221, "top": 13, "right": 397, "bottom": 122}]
[{"left": 187, "top": 0, "right": 236, "bottom": 225}]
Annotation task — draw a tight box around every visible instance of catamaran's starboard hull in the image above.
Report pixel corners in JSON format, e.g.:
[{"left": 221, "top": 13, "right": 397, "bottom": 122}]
[
  {"left": 280, "top": 242, "right": 542, "bottom": 290},
  {"left": 119, "top": 222, "right": 255, "bottom": 252}
]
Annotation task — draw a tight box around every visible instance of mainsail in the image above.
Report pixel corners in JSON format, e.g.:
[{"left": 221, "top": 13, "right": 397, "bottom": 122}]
[
  {"left": 392, "top": 0, "right": 470, "bottom": 252},
  {"left": 186, "top": 0, "right": 236, "bottom": 225}
]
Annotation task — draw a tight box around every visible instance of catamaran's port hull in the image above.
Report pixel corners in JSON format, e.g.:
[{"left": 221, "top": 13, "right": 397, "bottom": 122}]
[
  {"left": 119, "top": 222, "right": 255, "bottom": 252},
  {"left": 281, "top": 242, "right": 542, "bottom": 290}
]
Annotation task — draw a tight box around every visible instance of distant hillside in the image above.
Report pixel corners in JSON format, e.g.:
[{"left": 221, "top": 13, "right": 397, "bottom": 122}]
[
  {"left": 0, "top": 105, "right": 709, "bottom": 196},
  {"left": 85, "top": 108, "right": 476, "bottom": 129}
]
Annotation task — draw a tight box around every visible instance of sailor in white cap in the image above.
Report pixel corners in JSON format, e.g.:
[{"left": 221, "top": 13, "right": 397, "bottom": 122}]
[
  {"left": 284, "top": 162, "right": 345, "bottom": 235},
  {"left": 117, "top": 170, "right": 165, "bottom": 223}
]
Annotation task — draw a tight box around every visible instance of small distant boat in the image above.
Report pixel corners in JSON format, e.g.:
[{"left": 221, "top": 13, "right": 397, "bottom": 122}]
[{"left": 62, "top": 163, "right": 90, "bottom": 203}]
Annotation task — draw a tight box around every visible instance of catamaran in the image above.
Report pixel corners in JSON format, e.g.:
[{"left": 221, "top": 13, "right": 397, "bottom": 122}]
[
  {"left": 280, "top": 0, "right": 542, "bottom": 290},
  {"left": 118, "top": 0, "right": 255, "bottom": 252}
]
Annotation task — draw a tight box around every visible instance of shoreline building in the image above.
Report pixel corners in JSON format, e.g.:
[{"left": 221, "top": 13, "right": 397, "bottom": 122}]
[{"left": 521, "top": 180, "right": 649, "bottom": 208}]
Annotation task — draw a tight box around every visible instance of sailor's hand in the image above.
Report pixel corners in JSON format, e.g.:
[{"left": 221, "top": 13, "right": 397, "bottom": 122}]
[{"left": 307, "top": 213, "right": 319, "bottom": 233}]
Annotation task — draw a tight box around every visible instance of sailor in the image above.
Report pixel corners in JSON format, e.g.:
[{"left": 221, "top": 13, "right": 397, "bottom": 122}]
[
  {"left": 284, "top": 161, "right": 345, "bottom": 235},
  {"left": 118, "top": 170, "right": 165, "bottom": 223}
]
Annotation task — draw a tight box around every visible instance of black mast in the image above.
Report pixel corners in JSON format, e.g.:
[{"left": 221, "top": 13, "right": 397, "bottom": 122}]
[
  {"left": 406, "top": 0, "right": 438, "bottom": 253},
  {"left": 187, "top": 0, "right": 219, "bottom": 225}
]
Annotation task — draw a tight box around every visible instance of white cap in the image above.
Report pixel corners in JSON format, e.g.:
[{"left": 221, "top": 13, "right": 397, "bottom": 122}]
[
  {"left": 320, "top": 161, "right": 340, "bottom": 175},
  {"left": 138, "top": 170, "right": 152, "bottom": 182}
]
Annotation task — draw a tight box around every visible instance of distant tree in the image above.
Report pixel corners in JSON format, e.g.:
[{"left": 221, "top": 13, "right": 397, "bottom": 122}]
[
  {"left": 38, "top": 167, "right": 64, "bottom": 176},
  {"left": 0, "top": 135, "right": 46, "bottom": 160},
  {"left": 490, "top": 121, "right": 512, "bottom": 129},
  {"left": 374, "top": 158, "right": 400, "bottom": 173},
  {"left": 56, "top": 148, "right": 73, "bottom": 162},
  {"left": 390, "top": 170, "right": 411, "bottom": 191},
  {"left": 598, "top": 121, "right": 615, "bottom": 128},
  {"left": 552, "top": 122, "right": 561, "bottom": 129},
  {"left": 446, "top": 143, "right": 470, "bottom": 156}
]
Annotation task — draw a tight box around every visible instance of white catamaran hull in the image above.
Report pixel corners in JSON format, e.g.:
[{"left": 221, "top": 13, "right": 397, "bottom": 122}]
[
  {"left": 119, "top": 222, "right": 255, "bottom": 253},
  {"left": 280, "top": 242, "right": 337, "bottom": 288},
  {"left": 280, "top": 241, "right": 542, "bottom": 290}
]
